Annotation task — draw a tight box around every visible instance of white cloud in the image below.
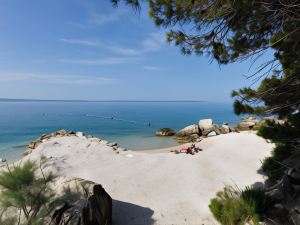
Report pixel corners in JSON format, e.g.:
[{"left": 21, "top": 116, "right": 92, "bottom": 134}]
[
  {"left": 143, "top": 66, "right": 160, "bottom": 71},
  {"left": 67, "top": 11, "right": 121, "bottom": 28},
  {"left": 60, "top": 38, "right": 101, "bottom": 47},
  {"left": 60, "top": 38, "right": 140, "bottom": 56},
  {"left": 87, "top": 12, "right": 117, "bottom": 26},
  {"left": 59, "top": 57, "right": 139, "bottom": 65},
  {"left": 0, "top": 72, "right": 115, "bottom": 85},
  {"left": 109, "top": 46, "right": 140, "bottom": 56},
  {"left": 142, "top": 33, "right": 165, "bottom": 52},
  {"left": 60, "top": 32, "right": 165, "bottom": 55},
  {"left": 59, "top": 33, "right": 166, "bottom": 66}
]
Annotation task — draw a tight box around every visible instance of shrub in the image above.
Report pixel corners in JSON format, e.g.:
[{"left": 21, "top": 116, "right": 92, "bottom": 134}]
[
  {"left": 261, "top": 157, "right": 279, "bottom": 174},
  {"left": 261, "top": 143, "right": 293, "bottom": 180},
  {"left": 241, "top": 186, "right": 273, "bottom": 218},
  {"left": 0, "top": 160, "right": 56, "bottom": 225},
  {"left": 209, "top": 187, "right": 260, "bottom": 225}
]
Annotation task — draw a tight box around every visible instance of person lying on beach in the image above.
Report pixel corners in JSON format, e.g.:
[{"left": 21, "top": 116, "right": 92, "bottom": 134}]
[
  {"left": 190, "top": 144, "right": 202, "bottom": 153},
  {"left": 170, "top": 144, "right": 202, "bottom": 155}
]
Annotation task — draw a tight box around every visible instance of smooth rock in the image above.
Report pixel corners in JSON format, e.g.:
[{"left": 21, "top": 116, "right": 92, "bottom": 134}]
[
  {"left": 76, "top": 132, "right": 84, "bottom": 137},
  {"left": 237, "top": 121, "right": 256, "bottom": 130},
  {"left": 199, "top": 119, "right": 213, "bottom": 132},
  {"left": 221, "top": 124, "right": 230, "bottom": 133},
  {"left": 155, "top": 128, "right": 176, "bottom": 136},
  {"left": 81, "top": 185, "right": 112, "bottom": 225},
  {"left": 207, "top": 131, "right": 217, "bottom": 137},
  {"left": 52, "top": 177, "right": 112, "bottom": 225},
  {"left": 176, "top": 124, "right": 199, "bottom": 136}
]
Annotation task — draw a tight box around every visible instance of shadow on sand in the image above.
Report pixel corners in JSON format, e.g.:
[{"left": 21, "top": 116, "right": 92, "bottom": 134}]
[{"left": 112, "top": 199, "right": 155, "bottom": 225}]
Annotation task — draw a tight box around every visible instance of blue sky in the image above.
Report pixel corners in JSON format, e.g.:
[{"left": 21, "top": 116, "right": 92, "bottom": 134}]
[{"left": 0, "top": 0, "right": 272, "bottom": 102}]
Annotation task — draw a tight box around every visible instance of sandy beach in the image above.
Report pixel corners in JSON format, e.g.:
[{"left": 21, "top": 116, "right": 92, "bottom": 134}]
[{"left": 19, "top": 131, "right": 274, "bottom": 225}]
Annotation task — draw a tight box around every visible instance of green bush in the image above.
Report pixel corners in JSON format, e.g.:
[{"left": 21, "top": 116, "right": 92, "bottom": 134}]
[
  {"left": 209, "top": 187, "right": 260, "bottom": 225},
  {"left": 261, "top": 157, "right": 279, "bottom": 174},
  {"left": 261, "top": 143, "right": 293, "bottom": 180},
  {"left": 0, "top": 160, "right": 56, "bottom": 225},
  {"left": 241, "top": 186, "right": 273, "bottom": 218}
]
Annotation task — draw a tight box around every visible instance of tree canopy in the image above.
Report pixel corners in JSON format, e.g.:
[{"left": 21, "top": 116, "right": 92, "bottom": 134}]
[
  {"left": 112, "top": 0, "right": 300, "bottom": 116},
  {"left": 111, "top": 1, "right": 300, "bottom": 221}
]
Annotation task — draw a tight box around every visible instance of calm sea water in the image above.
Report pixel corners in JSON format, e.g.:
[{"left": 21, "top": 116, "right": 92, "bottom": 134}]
[{"left": 0, "top": 101, "right": 241, "bottom": 160}]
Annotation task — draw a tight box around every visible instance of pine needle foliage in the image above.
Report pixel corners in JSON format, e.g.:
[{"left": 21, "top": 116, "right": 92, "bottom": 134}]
[
  {"left": 0, "top": 160, "right": 56, "bottom": 225},
  {"left": 111, "top": 0, "right": 300, "bottom": 194}
]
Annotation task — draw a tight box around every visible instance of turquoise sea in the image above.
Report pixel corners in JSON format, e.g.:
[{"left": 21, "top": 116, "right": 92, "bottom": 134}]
[{"left": 0, "top": 101, "right": 241, "bottom": 160}]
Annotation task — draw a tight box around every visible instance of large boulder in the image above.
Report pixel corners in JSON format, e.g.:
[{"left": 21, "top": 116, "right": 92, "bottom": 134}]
[
  {"left": 198, "top": 119, "right": 215, "bottom": 135},
  {"left": 175, "top": 124, "right": 200, "bottom": 143},
  {"left": 221, "top": 124, "right": 230, "bottom": 134},
  {"left": 155, "top": 128, "right": 176, "bottom": 136},
  {"left": 198, "top": 119, "right": 213, "bottom": 132},
  {"left": 51, "top": 177, "right": 112, "bottom": 225},
  {"left": 207, "top": 131, "right": 217, "bottom": 137},
  {"left": 236, "top": 117, "right": 260, "bottom": 130},
  {"left": 81, "top": 185, "right": 112, "bottom": 225},
  {"left": 237, "top": 121, "right": 256, "bottom": 130},
  {"left": 176, "top": 124, "right": 199, "bottom": 137}
]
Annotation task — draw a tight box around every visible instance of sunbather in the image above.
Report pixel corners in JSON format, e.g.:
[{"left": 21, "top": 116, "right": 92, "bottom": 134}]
[{"left": 170, "top": 144, "right": 201, "bottom": 155}]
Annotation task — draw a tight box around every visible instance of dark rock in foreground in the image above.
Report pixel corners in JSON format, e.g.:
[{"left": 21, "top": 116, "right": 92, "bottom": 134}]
[{"left": 51, "top": 178, "right": 112, "bottom": 225}]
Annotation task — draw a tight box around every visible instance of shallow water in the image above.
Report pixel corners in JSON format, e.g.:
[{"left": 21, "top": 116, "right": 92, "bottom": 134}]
[{"left": 0, "top": 101, "right": 241, "bottom": 160}]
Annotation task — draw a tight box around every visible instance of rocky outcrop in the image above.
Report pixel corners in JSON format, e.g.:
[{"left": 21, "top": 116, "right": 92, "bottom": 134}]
[
  {"left": 221, "top": 124, "right": 230, "bottom": 134},
  {"left": 50, "top": 177, "right": 112, "bottom": 225},
  {"left": 24, "top": 130, "right": 78, "bottom": 155},
  {"left": 177, "top": 124, "right": 200, "bottom": 136},
  {"left": 24, "top": 130, "right": 129, "bottom": 156},
  {"left": 236, "top": 116, "right": 285, "bottom": 131},
  {"left": 155, "top": 128, "right": 176, "bottom": 136},
  {"left": 81, "top": 184, "right": 112, "bottom": 225},
  {"left": 175, "top": 124, "right": 200, "bottom": 143},
  {"left": 237, "top": 119, "right": 257, "bottom": 130},
  {"left": 199, "top": 119, "right": 213, "bottom": 135},
  {"left": 174, "top": 118, "right": 237, "bottom": 143}
]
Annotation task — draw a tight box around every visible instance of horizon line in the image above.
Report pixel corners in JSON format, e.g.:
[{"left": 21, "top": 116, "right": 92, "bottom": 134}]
[{"left": 0, "top": 98, "right": 207, "bottom": 103}]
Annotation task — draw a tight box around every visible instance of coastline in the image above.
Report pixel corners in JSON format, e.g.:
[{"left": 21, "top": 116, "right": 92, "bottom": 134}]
[
  {"left": 10, "top": 130, "right": 274, "bottom": 225},
  {"left": 0, "top": 101, "right": 242, "bottom": 161}
]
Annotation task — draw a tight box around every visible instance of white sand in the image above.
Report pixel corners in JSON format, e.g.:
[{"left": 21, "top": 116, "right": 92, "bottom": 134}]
[{"left": 21, "top": 131, "right": 274, "bottom": 225}]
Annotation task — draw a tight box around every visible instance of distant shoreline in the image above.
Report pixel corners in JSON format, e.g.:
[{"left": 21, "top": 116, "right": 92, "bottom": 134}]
[{"left": 0, "top": 98, "right": 207, "bottom": 103}]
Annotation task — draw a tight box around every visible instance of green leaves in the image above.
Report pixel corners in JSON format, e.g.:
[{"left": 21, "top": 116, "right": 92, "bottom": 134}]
[
  {"left": 0, "top": 160, "right": 56, "bottom": 225},
  {"left": 209, "top": 186, "right": 260, "bottom": 225},
  {"left": 241, "top": 186, "right": 273, "bottom": 218}
]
